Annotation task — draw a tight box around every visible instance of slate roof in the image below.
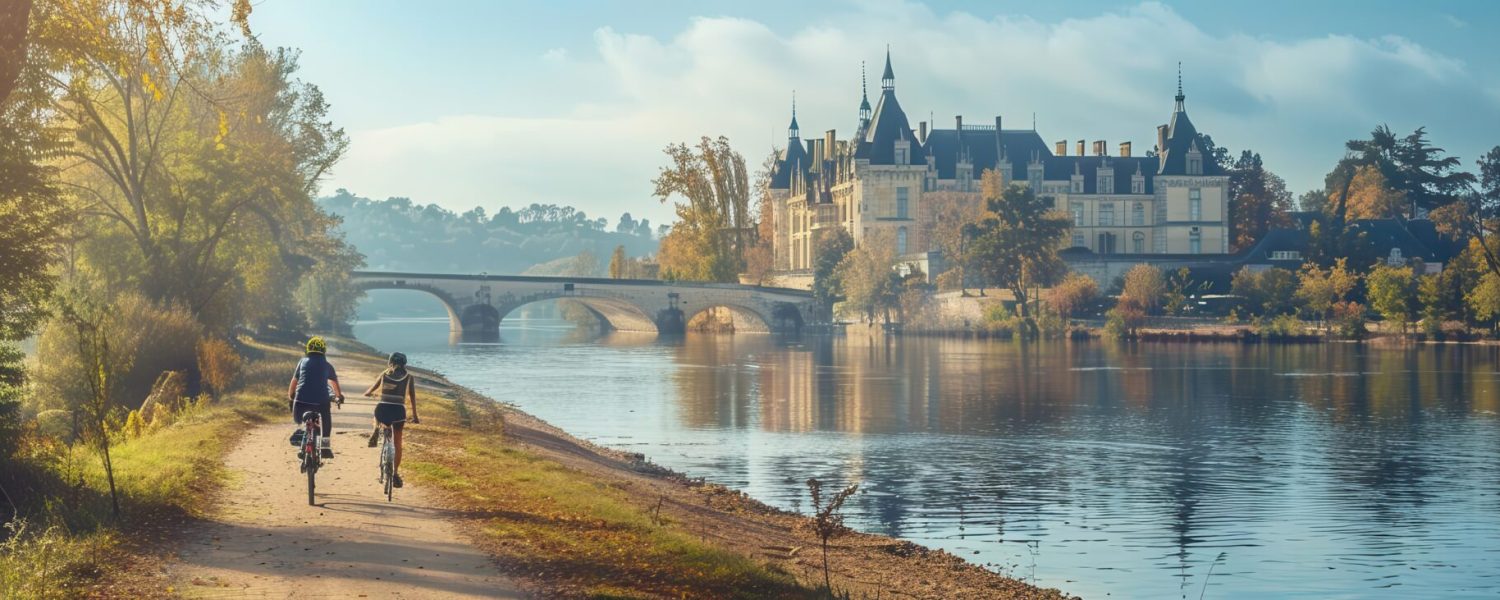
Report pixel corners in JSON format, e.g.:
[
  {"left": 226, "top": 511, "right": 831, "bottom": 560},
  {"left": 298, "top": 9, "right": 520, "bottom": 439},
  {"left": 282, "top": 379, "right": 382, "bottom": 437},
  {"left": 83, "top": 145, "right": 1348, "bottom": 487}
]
[
  {"left": 854, "top": 88, "right": 925, "bottom": 165},
  {"left": 921, "top": 128, "right": 1049, "bottom": 183},
  {"left": 1042, "top": 156, "right": 1160, "bottom": 195},
  {"left": 769, "top": 137, "right": 809, "bottom": 190},
  {"left": 1156, "top": 99, "right": 1222, "bottom": 176}
]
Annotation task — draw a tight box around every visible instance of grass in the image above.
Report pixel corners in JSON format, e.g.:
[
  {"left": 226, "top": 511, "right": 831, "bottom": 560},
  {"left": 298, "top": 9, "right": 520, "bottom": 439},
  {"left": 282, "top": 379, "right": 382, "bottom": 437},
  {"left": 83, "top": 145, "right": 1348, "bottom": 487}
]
[
  {"left": 0, "top": 351, "right": 287, "bottom": 599},
  {"left": 402, "top": 386, "right": 819, "bottom": 599}
]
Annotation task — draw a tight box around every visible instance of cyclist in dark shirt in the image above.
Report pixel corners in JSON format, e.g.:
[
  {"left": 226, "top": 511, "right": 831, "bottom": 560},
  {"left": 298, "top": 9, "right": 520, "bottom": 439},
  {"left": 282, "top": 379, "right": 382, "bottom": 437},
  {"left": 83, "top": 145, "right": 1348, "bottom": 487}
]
[
  {"left": 363, "top": 352, "right": 420, "bottom": 488},
  {"left": 288, "top": 336, "right": 345, "bottom": 458}
]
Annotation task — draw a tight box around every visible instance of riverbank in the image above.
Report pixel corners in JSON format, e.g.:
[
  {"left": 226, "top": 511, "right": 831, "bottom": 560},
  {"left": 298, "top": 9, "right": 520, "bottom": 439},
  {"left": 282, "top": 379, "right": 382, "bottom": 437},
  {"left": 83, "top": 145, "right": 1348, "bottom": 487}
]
[{"left": 335, "top": 334, "right": 1080, "bottom": 599}]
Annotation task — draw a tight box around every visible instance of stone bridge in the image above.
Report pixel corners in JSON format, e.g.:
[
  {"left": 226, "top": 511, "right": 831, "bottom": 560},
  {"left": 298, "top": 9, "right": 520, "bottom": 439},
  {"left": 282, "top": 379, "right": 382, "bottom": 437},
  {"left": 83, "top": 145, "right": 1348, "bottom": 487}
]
[{"left": 351, "top": 271, "right": 816, "bottom": 336}]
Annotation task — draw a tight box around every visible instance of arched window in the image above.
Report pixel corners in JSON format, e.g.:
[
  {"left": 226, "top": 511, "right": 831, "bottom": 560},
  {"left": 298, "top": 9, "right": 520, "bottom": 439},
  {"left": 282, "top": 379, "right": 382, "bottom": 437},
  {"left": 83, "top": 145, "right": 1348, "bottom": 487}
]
[
  {"left": 897, "top": 226, "right": 908, "bottom": 255},
  {"left": 1132, "top": 231, "right": 1146, "bottom": 253},
  {"left": 1132, "top": 203, "right": 1145, "bottom": 226}
]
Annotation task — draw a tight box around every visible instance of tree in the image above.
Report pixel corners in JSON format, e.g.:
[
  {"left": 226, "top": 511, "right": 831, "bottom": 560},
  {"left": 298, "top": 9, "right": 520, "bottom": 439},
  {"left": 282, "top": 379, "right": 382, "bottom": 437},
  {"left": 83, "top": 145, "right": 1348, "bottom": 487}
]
[
  {"left": 741, "top": 152, "right": 779, "bottom": 286},
  {"left": 1366, "top": 264, "right": 1416, "bottom": 334},
  {"left": 608, "top": 245, "right": 627, "bottom": 279},
  {"left": 1227, "top": 151, "right": 1293, "bottom": 251},
  {"left": 1120, "top": 264, "right": 1166, "bottom": 315},
  {"left": 919, "top": 191, "right": 984, "bottom": 291},
  {"left": 1338, "top": 125, "right": 1475, "bottom": 218},
  {"left": 811, "top": 228, "right": 853, "bottom": 321},
  {"left": 835, "top": 230, "right": 901, "bottom": 324},
  {"left": 1045, "top": 273, "right": 1099, "bottom": 322},
  {"left": 55, "top": 288, "right": 139, "bottom": 519},
  {"left": 1295, "top": 258, "right": 1358, "bottom": 329},
  {"left": 1337, "top": 165, "right": 1407, "bottom": 220},
  {"left": 1231, "top": 267, "right": 1298, "bottom": 317},
  {"left": 962, "top": 171, "right": 1071, "bottom": 317},
  {"left": 572, "top": 249, "right": 600, "bottom": 278},
  {"left": 653, "top": 136, "right": 751, "bottom": 282},
  {"left": 1467, "top": 271, "right": 1500, "bottom": 332}
]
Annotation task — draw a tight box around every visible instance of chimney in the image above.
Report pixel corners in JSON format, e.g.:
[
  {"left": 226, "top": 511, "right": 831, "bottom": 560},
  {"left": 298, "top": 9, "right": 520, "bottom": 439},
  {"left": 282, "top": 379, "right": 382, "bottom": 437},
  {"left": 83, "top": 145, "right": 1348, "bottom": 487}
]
[
  {"left": 994, "top": 116, "right": 1004, "bottom": 158},
  {"left": 918, "top": 121, "right": 928, "bottom": 143},
  {"left": 1156, "top": 125, "right": 1168, "bottom": 156},
  {"left": 1056, "top": 140, "right": 1067, "bottom": 156},
  {"left": 825, "top": 130, "right": 836, "bottom": 159},
  {"left": 1091, "top": 140, "right": 1103, "bottom": 156},
  {"left": 1119, "top": 141, "right": 1132, "bottom": 158},
  {"left": 1076, "top": 140, "right": 1085, "bottom": 157},
  {"left": 955, "top": 115, "right": 963, "bottom": 133},
  {"left": 805, "top": 139, "right": 816, "bottom": 163}
]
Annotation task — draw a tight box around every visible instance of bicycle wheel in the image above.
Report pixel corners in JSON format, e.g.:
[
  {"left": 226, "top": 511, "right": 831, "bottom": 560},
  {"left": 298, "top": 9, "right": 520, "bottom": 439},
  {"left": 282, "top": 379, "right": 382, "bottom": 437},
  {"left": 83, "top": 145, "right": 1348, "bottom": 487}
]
[
  {"left": 383, "top": 433, "right": 394, "bottom": 501},
  {"left": 306, "top": 434, "right": 318, "bottom": 506}
]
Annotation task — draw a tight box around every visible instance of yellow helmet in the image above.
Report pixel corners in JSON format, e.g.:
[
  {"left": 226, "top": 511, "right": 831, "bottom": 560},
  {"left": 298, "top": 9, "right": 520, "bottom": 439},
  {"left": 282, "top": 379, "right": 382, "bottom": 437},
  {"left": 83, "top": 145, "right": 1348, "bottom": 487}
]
[{"left": 306, "top": 336, "right": 327, "bottom": 354}]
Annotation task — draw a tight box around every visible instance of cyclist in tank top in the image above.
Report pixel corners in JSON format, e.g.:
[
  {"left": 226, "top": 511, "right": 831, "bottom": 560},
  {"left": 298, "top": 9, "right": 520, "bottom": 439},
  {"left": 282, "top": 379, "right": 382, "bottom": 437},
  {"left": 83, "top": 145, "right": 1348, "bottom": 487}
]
[{"left": 363, "top": 352, "right": 420, "bottom": 488}]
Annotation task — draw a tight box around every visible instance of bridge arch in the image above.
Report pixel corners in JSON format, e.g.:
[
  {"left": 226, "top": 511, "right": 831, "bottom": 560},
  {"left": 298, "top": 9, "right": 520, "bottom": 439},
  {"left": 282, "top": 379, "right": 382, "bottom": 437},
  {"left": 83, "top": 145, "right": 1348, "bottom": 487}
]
[{"left": 684, "top": 303, "right": 773, "bottom": 334}]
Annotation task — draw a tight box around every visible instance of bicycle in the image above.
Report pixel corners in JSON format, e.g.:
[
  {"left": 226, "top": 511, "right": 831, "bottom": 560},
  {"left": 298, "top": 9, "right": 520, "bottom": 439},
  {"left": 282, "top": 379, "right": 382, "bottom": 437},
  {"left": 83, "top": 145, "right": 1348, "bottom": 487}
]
[
  {"left": 297, "top": 410, "right": 323, "bottom": 506},
  {"left": 377, "top": 421, "right": 396, "bottom": 501}
]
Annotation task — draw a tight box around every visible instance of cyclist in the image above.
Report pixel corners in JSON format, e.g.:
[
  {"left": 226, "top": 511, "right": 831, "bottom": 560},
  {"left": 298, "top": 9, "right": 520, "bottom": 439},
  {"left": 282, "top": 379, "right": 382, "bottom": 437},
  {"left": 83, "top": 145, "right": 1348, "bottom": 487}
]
[
  {"left": 288, "top": 336, "right": 345, "bottom": 458},
  {"left": 363, "top": 352, "right": 419, "bottom": 488}
]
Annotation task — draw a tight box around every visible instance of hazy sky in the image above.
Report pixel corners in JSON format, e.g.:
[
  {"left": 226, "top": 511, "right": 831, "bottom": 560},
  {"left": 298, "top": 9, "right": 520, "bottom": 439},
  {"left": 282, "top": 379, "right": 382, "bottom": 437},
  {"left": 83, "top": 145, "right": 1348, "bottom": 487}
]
[{"left": 250, "top": 0, "right": 1500, "bottom": 225}]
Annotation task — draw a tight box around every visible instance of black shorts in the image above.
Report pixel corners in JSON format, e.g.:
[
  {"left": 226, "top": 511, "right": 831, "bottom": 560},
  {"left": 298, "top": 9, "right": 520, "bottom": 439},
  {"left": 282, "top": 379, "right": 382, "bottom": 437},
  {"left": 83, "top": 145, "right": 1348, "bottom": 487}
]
[
  {"left": 374, "top": 402, "right": 406, "bottom": 429},
  {"left": 292, "top": 401, "right": 333, "bottom": 436}
]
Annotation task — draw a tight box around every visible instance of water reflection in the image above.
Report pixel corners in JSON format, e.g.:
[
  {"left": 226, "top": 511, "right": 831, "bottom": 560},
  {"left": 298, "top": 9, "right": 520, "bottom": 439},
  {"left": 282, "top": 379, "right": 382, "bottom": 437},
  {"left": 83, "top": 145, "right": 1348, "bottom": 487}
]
[{"left": 354, "top": 318, "right": 1500, "bottom": 599}]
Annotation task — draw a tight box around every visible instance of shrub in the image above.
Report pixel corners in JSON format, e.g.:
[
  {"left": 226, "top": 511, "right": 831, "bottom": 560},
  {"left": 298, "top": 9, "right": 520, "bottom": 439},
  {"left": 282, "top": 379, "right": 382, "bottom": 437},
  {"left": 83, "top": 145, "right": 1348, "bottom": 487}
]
[
  {"left": 196, "top": 338, "right": 242, "bottom": 398},
  {"left": 1256, "top": 314, "right": 1305, "bottom": 339},
  {"left": 1332, "top": 301, "right": 1369, "bottom": 339},
  {"left": 1121, "top": 264, "right": 1166, "bottom": 315},
  {"left": 32, "top": 292, "right": 202, "bottom": 414},
  {"left": 1046, "top": 273, "right": 1100, "bottom": 320},
  {"left": 1104, "top": 304, "right": 1145, "bottom": 339}
]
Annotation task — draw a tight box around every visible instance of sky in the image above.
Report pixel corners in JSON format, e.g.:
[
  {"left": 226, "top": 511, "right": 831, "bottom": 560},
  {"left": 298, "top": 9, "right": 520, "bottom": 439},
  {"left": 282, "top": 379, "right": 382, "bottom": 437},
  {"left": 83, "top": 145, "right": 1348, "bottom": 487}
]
[{"left": 249, "top": 0, "right": 1500, "bottom": 226}]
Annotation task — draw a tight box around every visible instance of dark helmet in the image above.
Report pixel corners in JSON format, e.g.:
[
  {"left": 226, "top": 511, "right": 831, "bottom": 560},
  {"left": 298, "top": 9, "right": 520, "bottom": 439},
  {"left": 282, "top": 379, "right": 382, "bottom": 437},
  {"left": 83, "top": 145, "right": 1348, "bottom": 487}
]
[{"left": 388, "top": 352, "right": 407, "bottom": 368}]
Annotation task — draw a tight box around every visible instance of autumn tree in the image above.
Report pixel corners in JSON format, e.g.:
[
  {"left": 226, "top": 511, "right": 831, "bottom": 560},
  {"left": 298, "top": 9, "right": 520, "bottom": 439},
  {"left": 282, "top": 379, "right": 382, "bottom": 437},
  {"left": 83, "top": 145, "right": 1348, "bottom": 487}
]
[
  {"left": 653, "top": 136, "right": 751, "bottom": 282},
  {"left": 962, "top": 171, "right": 1071, "bottom": 317},
  {"left": 741, "top": 152, "right": 779, "bottom": 285},
  {"left": 1336, "top": 165, "right": 1407, "bottom": 220},
  {"left": 1295, "top": 258, "right": 1358, "bottom": 329},
  {"left": 919, "top": 191, "right": 984, "bottom": 291},
  {"left": 835, "top": 230, "right": 901, "bottom": 324},
  {"left": 1120, "top": 264, "right": 1166, "bottom": 315},
  {"left": 1231, "top": 267, "right": 1298, "bottom": 317},
  {"left": 1045, "top": 273, "right": 1099, "bottom": 322},
  {"left": 609, "top": 245, "right": 627, "bottom": 279}
]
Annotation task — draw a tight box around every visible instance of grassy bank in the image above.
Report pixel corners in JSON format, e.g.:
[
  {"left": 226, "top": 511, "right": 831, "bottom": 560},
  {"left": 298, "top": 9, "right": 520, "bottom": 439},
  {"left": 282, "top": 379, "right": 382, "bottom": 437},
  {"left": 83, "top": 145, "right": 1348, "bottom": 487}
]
[
  {"left": 398, "top": 369, "right": 815, "bottom": 599},
  {"left": 0, "top": 346, "right": 288, "bottom": 599}
]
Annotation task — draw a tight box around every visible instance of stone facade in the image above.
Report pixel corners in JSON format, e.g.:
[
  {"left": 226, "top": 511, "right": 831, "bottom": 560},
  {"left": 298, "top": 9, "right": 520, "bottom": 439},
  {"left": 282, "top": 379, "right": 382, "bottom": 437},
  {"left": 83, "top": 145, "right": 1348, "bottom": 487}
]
[{"left": 768, "top": 52, "right": 1230, "bottom": 280}]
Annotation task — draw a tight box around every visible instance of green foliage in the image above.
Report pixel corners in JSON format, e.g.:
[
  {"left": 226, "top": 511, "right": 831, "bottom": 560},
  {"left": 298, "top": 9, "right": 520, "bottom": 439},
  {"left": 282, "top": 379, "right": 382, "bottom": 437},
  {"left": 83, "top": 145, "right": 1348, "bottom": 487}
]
[
  {"left": 32, "top": 290, "right": 201, "bottom": 415},
  {"left": 834, "top": 231, "right": 901, "bottom": 324},
  {"left": 1256, "top": 314, "right": 1306, "bottom": 339},
  {"left": 1163, "top": 268, "right": 1200, "bottom": 316},
  {"left": 1366, "top": 264, "right": 1417, "bottom": 334},
  {"left": 609, "top": 245, "right": 626, "bottom": 279},
  {"left": 811, "top": 228, "right": 853, "bottom": 320},
  {"left": 963, "top": 171, "right": 1071, "bottom": 317},
  {"left": 1231, "top": 267, "right": 1299, "bottom": 317},
  {"left": 1295, "top": 258, "right": 1358, "bottom": 327},
  {"left": 1104, "top": 304, "right": 1145, "bottom": 339},
  {"left": 1228, "top": 150, "right": 1293, "bottom": 251},
  {"left": 1467, "top": 271, "right": 1500, "bottom": 328}
]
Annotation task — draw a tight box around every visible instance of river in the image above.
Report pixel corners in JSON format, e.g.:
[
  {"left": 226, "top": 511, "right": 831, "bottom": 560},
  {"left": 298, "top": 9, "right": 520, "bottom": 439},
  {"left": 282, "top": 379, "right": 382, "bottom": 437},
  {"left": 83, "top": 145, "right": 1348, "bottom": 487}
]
[{"left": 352, "top": 315, "right": 1500, "bottom": 599}]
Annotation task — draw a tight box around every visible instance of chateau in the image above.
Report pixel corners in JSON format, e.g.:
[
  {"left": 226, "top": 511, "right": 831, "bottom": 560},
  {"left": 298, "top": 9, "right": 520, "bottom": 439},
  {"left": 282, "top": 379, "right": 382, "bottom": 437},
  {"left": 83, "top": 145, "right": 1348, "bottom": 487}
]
[{"left": 767, "top": 51, "right": 1231, "bottom": 276}]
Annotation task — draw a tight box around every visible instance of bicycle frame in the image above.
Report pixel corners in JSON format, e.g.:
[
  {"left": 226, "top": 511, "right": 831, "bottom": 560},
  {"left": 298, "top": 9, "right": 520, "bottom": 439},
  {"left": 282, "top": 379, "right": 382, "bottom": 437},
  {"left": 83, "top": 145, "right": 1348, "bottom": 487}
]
[
  {"left": 302, "top": 411, "right": 323, "bottom": 505},
  {"left": 379, "top": 423, "right": 396, "bottom": 501}
]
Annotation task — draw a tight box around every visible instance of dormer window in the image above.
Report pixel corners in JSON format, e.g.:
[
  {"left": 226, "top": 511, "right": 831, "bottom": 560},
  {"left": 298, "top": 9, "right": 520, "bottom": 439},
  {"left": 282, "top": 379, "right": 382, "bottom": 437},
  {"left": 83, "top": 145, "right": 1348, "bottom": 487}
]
[
  {"left": 1098, "top": 174, "right": 1113, "bottom": 194},
  {"left": 1071, "top": 178, "right": 1084, "bottom": 194},
  {"left": 1188, "top": 156, "right": 1202, "bottom": 175},
  {"left": 1132, "top": 176, "right": 1144, "bottom": 194},
  {"left": 1388, "top": 247, "right": 1404, "bottom": 265},
  {"left": 894, "top": 139, "right": 911, "bottom": 165}
]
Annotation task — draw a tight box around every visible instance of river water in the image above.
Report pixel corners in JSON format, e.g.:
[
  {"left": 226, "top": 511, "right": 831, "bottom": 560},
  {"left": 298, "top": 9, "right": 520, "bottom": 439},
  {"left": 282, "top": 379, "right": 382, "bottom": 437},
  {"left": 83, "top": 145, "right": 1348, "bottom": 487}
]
[{"left": 352, "top": 316, "right": 1500, "bottom": 599}]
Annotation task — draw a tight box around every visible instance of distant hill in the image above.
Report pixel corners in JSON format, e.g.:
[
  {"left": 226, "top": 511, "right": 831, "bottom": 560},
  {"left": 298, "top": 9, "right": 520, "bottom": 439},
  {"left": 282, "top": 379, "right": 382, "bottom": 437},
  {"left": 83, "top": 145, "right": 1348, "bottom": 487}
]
[{"left": 321, "top": 189, "right": 660, "bottom": 275}]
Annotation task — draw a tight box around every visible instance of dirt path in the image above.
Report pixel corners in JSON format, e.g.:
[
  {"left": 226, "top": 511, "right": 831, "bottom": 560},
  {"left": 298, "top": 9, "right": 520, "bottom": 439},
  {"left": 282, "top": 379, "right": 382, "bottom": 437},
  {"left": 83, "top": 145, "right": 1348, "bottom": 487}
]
[{"left": 170, "top": 359, "right": 525, "bottom": 599}]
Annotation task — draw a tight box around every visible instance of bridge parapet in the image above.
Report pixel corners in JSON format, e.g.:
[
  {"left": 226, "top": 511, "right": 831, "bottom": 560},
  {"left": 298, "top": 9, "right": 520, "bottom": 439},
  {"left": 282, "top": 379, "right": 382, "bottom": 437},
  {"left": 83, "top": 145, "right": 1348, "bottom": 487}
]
[{"left": 351, "top": 271, "right": 815, "bottom": 337}]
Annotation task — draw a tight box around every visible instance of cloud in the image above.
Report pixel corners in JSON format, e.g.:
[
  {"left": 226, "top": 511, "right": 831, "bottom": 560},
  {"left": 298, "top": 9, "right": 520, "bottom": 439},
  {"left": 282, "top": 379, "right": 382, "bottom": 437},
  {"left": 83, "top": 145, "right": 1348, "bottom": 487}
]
[{"left": 322, "top": 1, "right": 1499, "bottom": 222}]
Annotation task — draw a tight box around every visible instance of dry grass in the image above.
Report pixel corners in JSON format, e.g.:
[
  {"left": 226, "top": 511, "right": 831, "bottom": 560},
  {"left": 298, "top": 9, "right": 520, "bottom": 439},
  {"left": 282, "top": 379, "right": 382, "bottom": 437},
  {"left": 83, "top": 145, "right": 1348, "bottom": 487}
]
[{"left": 403, "top": 388, "right": 818, "bottom": 599}]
